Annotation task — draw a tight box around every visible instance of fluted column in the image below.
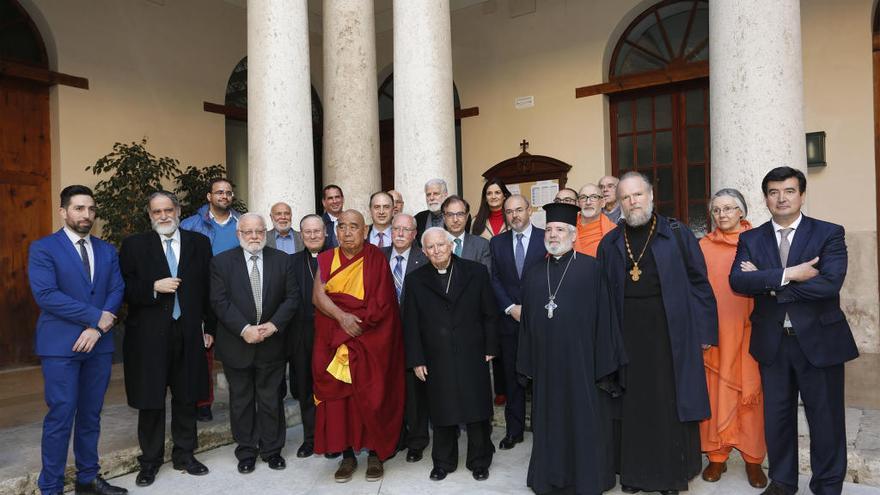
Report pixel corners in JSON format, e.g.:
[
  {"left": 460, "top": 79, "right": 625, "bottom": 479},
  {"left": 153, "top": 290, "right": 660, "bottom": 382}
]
[
  {"left": 322, "top": 0, "right": 381, "bottom": 216},
  {"left": 710, "top": 0, "right": 806, "bottom": 225},
  {"left": 247, "top": 0, "right": 315, "bottom": 221},
  {"left": 393, "top": 0, "right": 456, "bottom": 208}
]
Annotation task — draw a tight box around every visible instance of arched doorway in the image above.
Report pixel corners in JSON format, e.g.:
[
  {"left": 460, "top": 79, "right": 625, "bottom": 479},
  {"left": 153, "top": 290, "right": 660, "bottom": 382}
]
[
  {"left": 222, "top": 56, "right": 324, "bottom": 213},
  {"left": 607, "top": 0, "right": 710, "bottom": 233},
  {"left": 0, "top": 0, "right": 52, "bottom": 368}
]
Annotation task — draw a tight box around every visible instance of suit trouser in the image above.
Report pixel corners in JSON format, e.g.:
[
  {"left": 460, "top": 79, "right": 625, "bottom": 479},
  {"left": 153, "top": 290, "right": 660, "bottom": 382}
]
[
  {"left": 280, "top": 328, "right": 315, "bottom": 445},
  {"left": 137, "top": 321, "right": 198, "bottom": 468},
  {"left": 431, "top": 420, "right": 494, "bottom": 472},
  {"left": 491, "top": 358, "right": 506, "bottom": 396},
  {"left": 225, "top": 361, "right": 286, "bottom": 461},
  {"left": 38, "top": 351, "right": 112, "bottom": 493},
  {"left": 500, "top": 332, "right": 525, "bottom": 438},
  {"left": 761, "top": 335, "right": 846, "bottom": 495},
  {"left": 402, "top": 370, "right": 430, "bottom": 451},
  {"left": 196, "top": 347, "right": 214, "bottom": 408}
]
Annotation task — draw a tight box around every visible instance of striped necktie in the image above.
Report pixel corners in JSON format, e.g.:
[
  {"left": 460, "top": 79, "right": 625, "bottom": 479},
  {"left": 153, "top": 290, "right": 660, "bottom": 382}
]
[{"left": 393, "top": 255, "right": 404, "bottom": 301}]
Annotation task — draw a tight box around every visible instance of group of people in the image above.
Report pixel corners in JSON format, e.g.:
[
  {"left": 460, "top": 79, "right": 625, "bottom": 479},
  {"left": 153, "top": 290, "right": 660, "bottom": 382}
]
[{"left": 29, "top": 165, "right": 857, "bottom": 495}]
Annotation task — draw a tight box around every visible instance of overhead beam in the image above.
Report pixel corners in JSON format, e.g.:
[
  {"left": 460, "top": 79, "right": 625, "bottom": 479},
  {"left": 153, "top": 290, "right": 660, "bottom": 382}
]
[
  {"left": 0, "top": 59, "right": 88, "bottom": 89},
  {"left": 575, "top": 61, "right": 708, "bottom": 98}
]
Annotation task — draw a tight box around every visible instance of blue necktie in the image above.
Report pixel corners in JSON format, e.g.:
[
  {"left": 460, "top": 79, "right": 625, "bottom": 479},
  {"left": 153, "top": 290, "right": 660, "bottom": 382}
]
[
  {"left": 393, "top": 255, "right": 404, "bottom": 301},
  {"left": 165, "top": 239, "right": 181, "bottom": 320},
  {"left": 515, "top": 233, "right": 525, "bottom": 278},
  {"left": 454, "top": 238, "right": 462, "bottom": 257}
]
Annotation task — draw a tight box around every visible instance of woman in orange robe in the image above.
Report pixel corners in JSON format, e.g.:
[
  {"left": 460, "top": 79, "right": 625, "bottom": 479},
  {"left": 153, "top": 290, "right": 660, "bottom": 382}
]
[{"left": 699, "top": 188, "right": 768, "bottom": 488}]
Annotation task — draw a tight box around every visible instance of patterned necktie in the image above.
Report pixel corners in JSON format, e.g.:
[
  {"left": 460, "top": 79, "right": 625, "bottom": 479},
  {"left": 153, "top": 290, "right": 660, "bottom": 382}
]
[
  {"left": 515, "top": 233, "right": 525, "bottom": 278},
  {"left": 377, "top": 232, "right": 385, "bottom": 248},
  {"left": 77, "top": 239, "right": 91, "bottom": 281},
  {"left": 250, "top": 255, "right": 262, "bottom": 323},
  {"left": 393, "top": 255, "right": 404, "bottom": 301},
  {"left": 165, "top": 239, "right": 181, "bottom": 319},
  {"left": 779, "top": 228, "right": 794, "bottom": 328},
  {"left": 454, "top": 238, "right": 462, "bottom": 257}
]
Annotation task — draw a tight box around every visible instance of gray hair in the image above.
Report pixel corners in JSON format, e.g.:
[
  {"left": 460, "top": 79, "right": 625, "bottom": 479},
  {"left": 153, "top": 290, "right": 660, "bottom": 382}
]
[
  {"left": 145, "top": 190, "right": 180, "bottom": 214},
  {"left": 504, "top": 194, "right": 531, "bottom": 209},
  {"left": 299, "top": 213, "right": 324, "bottom": 229},
  {"left": 421, "top": 226, "right": 454, "bottom": 246},
  {"left": 391, "top": 213, "right": 416, "bottom": 228},
  {"left": 424, "top": 178, "right": 448, "bottom": 193},
  {"left": 711, "top": 188, "right": 749, "bottom": 218},
  {"left": 238, "top": 212, "right": 266, "bottom": 228},
  {"left": 618, "top": 171, "right": 653, "bottom": 198}
]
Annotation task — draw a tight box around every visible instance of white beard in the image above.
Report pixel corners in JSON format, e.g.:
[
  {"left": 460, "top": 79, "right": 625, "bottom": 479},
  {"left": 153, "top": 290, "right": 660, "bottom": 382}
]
[
  {"left": 240, "top": 238, "right": 267, "bottom": 254},
  {"left": 544, "top": 237, "right": 574, "bottom": 256},
  {"left": 152, "top": 218, "right": 179, "bottom": 236},
  {"left": 624, "top": 202, "right": 654, "bottom": 227}
]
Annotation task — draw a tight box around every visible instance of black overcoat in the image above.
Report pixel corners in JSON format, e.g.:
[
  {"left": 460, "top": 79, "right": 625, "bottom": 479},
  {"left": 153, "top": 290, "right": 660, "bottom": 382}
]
[
  {"left": 402, "top": 256, "right": 499, "bottom": 426},
  {"left": 119, "top": 229, "right": 213, "bottom": 409}
]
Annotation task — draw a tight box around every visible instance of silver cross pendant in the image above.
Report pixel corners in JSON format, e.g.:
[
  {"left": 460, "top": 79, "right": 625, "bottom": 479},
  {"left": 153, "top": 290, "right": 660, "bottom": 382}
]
[{"left": 545, "top": 297, "right": 557, "bottom": 319}]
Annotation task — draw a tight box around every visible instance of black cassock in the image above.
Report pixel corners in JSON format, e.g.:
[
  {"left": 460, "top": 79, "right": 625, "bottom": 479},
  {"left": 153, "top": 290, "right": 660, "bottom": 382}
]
[{"left": 517, "top": 250, "right": 626, "bottom": 495}]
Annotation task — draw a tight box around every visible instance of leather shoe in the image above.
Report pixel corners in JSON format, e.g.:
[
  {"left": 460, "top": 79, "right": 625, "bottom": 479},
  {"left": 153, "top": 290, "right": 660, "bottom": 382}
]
[
  {"left": 472, "top": 467, "right": 489, "bottom": 481},
  {"left": 325, "top": 452, "right": 341, "bottom": 459},
  {"left": 406, "top": 448, "right": 423, "bottom": 463},
  {"left": 296, "top": 442, "right": 314, "bottom": 458},
  {"left": 135, "top": 466, "right": 158, "bottom": 487},
  {"left": 197, "top": 405, "right": 213, "bottom": 422},
  {"left": 429, "top": 467, "right": 448, "bottom": 481},
  {"left": 237, "top": 458, "right": 256, "bottom": 474},
  {"left": 365, "top": 454, "right": 384, "bottom": 481},
  {"left": 701, "top": 461, "right": 726, "bottom": 482},
  {"left": 659, "top": 491, "right": 678, "bottom": 495},
  {"left": 620, "top": 486, "right": 640, "bottom": 494},
  {"left": 173, "top": 458, "right": 209, "bottom": 476},
  {"left": 498, "top": 434, "right": 523, "bottom": 450},
  {"left": 760, "top": 481, "right": 794, "bottom": 495},
  {"left": 264, "top": 454, "right": 286, "bottom": 470},
  {"left": 334, "top": 457, "right": 357, "bottom": 483},
  {"left": 746, "top": 462, "right": 768, "bottom": 488},
  {"left": 74, "top": 475, "right": 128, "bottom": 494}
]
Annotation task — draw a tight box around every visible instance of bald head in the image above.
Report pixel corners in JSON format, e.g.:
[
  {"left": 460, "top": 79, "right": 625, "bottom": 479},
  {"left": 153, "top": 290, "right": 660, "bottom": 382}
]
[
  {"left": 598, "top": 175, "right": 619, "bottom": 210},
  {"left": 577, "top": 183, "right": 604, "bottom": 223},
  {"left": 337, "top": 209, "right": 366, "bottom": 255}
]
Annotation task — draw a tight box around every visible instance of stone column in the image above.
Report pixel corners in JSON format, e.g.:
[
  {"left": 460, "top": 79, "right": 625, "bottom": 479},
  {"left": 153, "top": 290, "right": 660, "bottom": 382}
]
[
  {"left": 322, "top": 0, "right": 381, "bottom": 216},
  {"left": 393, "top": 0, "right": 456, "bottom": 210},
  {"left": 709, "top": 0, "right": 806, "bottom": 225},
  {"left": 247, "top": 0, "right": 315, "bottom": 221}
]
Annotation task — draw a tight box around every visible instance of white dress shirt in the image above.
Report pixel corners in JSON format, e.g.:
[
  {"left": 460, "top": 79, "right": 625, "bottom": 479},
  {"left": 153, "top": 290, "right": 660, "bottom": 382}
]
[
  {"left": 370, "top": 226, "right": 393, "bottom": 247},
  {"left": 153, "top": 229, "right": 181, "bottom": 299},
  {"left": 504, "top": 224, "right": 534, "bottom": 314},
  {"left": 771, "top": 213, "right": 803, "bottom": 286},
  {"left": 389, "top": 247, "right": 411, "bottom": 275},
  {"left": 241, "top": 249, "right": 264, "bottom": 335},
  {"left": 63, "top": 226, "right": 94, "bottom": 281}
]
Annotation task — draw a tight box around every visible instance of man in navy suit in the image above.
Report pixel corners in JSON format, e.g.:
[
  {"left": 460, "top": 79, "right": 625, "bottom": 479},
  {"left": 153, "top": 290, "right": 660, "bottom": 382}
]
[
  {"left": 730, "top": 167, "right": 858, "bottom": 495},
  {"left": 321, "top": 184, "right": 344, "bottom": 248},
  {"left": 28, "top": 185, "right": 126, "bottom": 495},
  {"left": 489, "top": 194, "right": 546, "bottom": 450}
]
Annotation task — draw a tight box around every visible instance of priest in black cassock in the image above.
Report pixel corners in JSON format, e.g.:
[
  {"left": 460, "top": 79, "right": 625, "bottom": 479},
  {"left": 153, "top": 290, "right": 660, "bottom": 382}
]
[{"left": 517, "top": 202, "right": 627, "bottom": 495}]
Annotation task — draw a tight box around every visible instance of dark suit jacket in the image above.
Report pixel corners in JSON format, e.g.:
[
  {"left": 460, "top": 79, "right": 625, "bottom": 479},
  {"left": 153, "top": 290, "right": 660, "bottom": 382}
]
[
  {"left": 266, "top": 228, "right": 304, "bottom": 253},
  {"left": 210, "top": 246, "right": 300, "bottom": 368},
  {"left": 119, "top": 229, "right": 212, "bottom": 408},
  {"left": 322, "top": 212, "right": 339, "bottom": 248},
  {"left": 381, "top": 245, "right": 428, "bottom": 310},
  {"left": 415, "top": 209, "right": 471, "bottom": 242},
  {"left": 729, "top": 215, "right": 858, "bottom": 368},
  {"left": 489, "top": 226, "right": 547, "bottom": 336},
  {"left": 457, "top": 233, "right": 492, "bottom": 273},
  {"left": 288, "top": 250, "right": 318, "bottom": 355}
]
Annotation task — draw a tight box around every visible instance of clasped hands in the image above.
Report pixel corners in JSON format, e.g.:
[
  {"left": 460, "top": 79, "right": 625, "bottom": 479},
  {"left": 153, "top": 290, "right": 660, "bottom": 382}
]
[
  {"left": 242, "top": 322, "right": 278, "bottom": 344},
  {"left": 414, "top": 355, "right": 494, "bottom": 382},
  {"left": 73, "top": 310, "right": 116, "bottom": 353}
]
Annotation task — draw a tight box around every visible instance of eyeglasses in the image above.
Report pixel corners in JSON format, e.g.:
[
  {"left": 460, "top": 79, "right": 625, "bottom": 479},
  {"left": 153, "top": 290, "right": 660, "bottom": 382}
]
[
  {"left": 578, "top": 194, "right": 603, "bottom": 202},
  {"left": 504, "top": 207, "right": 527, "bottom": 215},
  {"left": 444, "top": 211, "right": 468, "bottom": 219},
  {"left": 212, "top": 191, "right": 234, "bottom": 197},
  {"left": 239, "top": 229, "right": 266, "bottom": 236},
  {"left": 392, "top": 226, "right": 416, "bottom": 232},
  {"left": 554, "top": 197, "right": 578, "bottom": 205},
  {"left": 710, "top": 206, "right": 741, "bottom": 216}
]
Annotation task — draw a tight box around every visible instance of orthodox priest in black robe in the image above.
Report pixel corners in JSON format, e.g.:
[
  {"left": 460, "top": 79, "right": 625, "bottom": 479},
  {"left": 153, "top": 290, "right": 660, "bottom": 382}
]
[{"left": 517, "top": 202, "right": 627, "bottom": 495}]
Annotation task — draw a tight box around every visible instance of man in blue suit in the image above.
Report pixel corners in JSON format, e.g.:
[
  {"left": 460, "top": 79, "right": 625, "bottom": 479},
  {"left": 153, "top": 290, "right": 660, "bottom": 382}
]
[
  {"left": 321, "top": 184, "right": 344, "bottom": 248},
  {"left": 730, "top": 167, "right": 858, "bottom": 495},
  {"left": 28, "top": 185, "right": 126, "bottom": 495},
  {"left": 489, "top": 194, "right": 546, "bottom": 450}
]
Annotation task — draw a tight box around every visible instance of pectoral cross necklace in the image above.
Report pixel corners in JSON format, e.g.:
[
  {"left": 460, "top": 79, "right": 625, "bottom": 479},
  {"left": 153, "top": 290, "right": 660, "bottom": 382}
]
[
  {"left": 545, "top": 252, "right": 575, "bottom": 319},
  {"left": 623, "top": 215, "right": 657, "bottom": 282}
]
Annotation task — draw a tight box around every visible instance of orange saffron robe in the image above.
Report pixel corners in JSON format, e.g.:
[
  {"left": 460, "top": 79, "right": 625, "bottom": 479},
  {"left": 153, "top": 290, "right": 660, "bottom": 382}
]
[
  {"left": 574, "top": 213, "right": 617, "bottom": 257},
  {"left": 312, "top": 244, "right": 405, "bottom": 460},
  {"left": 698, "top": 221, "right": 766, "bottom": 462}
]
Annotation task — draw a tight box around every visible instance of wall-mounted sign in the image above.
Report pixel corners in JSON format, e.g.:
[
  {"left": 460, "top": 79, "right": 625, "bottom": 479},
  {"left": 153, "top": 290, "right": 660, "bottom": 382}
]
[{"left": 515, "top": 96, "right": 535, "bottom": 109}]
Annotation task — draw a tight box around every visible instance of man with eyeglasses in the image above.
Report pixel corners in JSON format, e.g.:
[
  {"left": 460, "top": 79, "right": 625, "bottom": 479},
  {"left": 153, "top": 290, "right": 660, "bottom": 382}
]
[
  {"left": 441, "top": 195, "right": 491, "bottom": 271},
  {"left": 210, "top": 213, "right": 300, "bottom": 475},
  {"left": 180, "top": 177, "right": 242, "bottom": 421},
  {"left": 388, "top": 189, "right": 405, "bottom": 215},
  {"left": 599, "top": 175, "right": 622, "bottom": 224},
  {"left": 553, "top": 187, "right": 579, "bottom": 205},
  {"left": 574, "top": 183, "right": 617, "bottom": 257}
]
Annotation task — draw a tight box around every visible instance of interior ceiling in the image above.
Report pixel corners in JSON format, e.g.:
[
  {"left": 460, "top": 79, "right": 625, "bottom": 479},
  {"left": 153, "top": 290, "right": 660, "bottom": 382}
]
[{"left": 306, "top": 0, "right": 486, "bottom": 17}]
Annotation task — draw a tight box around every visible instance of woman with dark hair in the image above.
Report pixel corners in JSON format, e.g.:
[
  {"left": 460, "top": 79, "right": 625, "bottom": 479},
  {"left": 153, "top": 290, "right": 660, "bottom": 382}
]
[{"left": 472, "top": 179, "right": 512, "bottom": 240}]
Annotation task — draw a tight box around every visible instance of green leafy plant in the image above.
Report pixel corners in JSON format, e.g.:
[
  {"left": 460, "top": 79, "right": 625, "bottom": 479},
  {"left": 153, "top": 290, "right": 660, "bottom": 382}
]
[
  {"left": 87, "top": 139, "right": 180, "bottom": 246},
  {"left": 174, "top": 164, "right": 247, "bottom": 220}
]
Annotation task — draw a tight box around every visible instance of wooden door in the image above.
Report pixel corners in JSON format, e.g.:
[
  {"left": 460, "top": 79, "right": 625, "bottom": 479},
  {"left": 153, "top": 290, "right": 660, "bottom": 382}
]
[{"left": 0, "top": 76, "right": 51, "bottom": 368}]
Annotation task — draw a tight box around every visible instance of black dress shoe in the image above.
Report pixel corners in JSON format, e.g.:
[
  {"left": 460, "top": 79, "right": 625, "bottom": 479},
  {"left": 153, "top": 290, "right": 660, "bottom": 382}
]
[
  {"left": 406, "top": 448, "right": 423, "bottom": 463},
  {"left": 135, "top": 466, "right": 159, "bottom": 487},
  {"left": 237, "top": 458, "right": 256, "bottom": 474},
  {"left": 197, "top": 405, "right": 213, "bottom": 422},
  {"left": 498, "top": 435, "right": 524, "bottom": 450},
  {"left": 429, "top": 467, "right": 448, "bottom": 481},
  {"left": 472, "top": 467, "right": 490, "bottom": 481},
  {"left": 620, "top": 486, "right": 641, "bottom": 494},
  {"left": 325, "top": 452, "right": 341, "bottom": 459},
  {"left": 74, "top": 475, "right": 128, "bottom": 494},
  {"left": 265, "top": 454, "right": 286, "bottom": 470},
  {"left": 761, "top": 482, "right": 796, "bottom": 495},
  {"left": 659, "top": 491, "right": 678, "bottom": 495},
  {"left": 297, "top": 442, "right": 314, "bottom": 458},
  {"left": 173, "top": 458, "right": 209, "bottom": 476}
]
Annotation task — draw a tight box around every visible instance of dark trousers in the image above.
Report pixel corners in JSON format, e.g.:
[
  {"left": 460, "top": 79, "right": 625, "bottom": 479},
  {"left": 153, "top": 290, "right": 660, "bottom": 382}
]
[
  {"left": 500, "top": 333, "right": 525, "bottom": 438},
  {"left": 761, "top": 335, "right": 847, "bottom": 495},
  {"left": 280, "top": 327, "right": 315, "bottom": 445},
  {"left": 196, "top": 347, "right": 214, "bottom": 408},
  {"left": 431, "top": 420, "right": 494, "bottom": 472},
  {"left": 492, "top": 358, "right": 506, "bottom": 396},
  {"left": 137, "top": 322, "right": 197, "bottom": 468},
  {"left": 401, "top": 370, "right": 430, "bottom": 451},
  {"left": 225, "top": 361, "right": 286, "bottom": 461}
]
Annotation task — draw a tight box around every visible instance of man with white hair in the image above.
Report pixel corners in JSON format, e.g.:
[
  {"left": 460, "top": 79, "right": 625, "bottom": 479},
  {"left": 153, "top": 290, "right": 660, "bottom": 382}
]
[
  {"left": 596, "top": 171, "right": 718, "bottom": 494},
  {"left": 598, "top": 175, "right": 622, "bottom": 223},
  {"left": 415, "top": 179, "right": 472, "bottom": 240},
  {"left": 210, "top": 213, "right": 300, "bottom": 475},
  {"left": 517, "top": 201, "right": 625, "bottom": 495}
]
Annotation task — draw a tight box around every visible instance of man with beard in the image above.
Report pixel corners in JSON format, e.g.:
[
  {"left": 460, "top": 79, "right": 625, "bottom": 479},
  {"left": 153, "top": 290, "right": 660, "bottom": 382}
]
[
  {"left": 575, "top": 183, "right": 617, "bottom": 257},
  {"left": 596, "top": 171, "right": 718, "bottom": 494},
  {"left": 266, "top": 202, "right": 304, "bottom": 254},
  {"left": 366, "top": 191, "right": 394, "bottom": 248},
  {"left": 210, "top": 213, "right": 300, "bottom": 474},
  {"left": 517, "top": 201, "right": 626, "bottom": 495},
  {"left": 29, "top": 185, "right": 126, "bottom": 495},
  {"left": 415, "top": 179, "right": 471, "bottom": 240},
  {"left": 321, "top": 185, "right": 345, "bottom": 248},
  {"left": 599, "top": 175, "right": 622, "bottom": 224},
  {"left": 282, "top": 214, "right": 326, "bottom": 458},
  {"left": 119, "top": 191, "right": 213, "bottom": 486},
  {"left": 403, "top": 227, "right": 498, "bottom": 482},
  {"left": 312, "top": 210, "right": 405, "bottom": 483}
]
